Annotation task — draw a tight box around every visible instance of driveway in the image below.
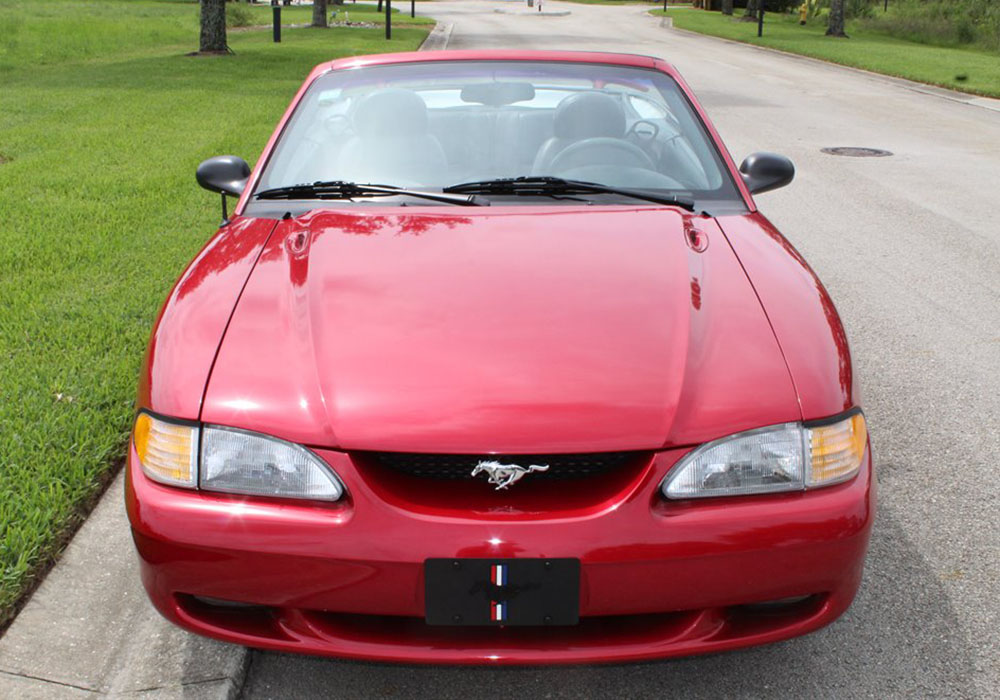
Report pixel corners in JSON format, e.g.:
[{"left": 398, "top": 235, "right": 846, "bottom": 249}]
[{"left": 245, "top": 3, "right": 999, "bottom": 697}]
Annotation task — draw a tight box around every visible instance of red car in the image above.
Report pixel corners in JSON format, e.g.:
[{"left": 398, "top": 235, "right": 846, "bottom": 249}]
[{"left": 127, "top": 50, "right": 874, "bottom": 664}]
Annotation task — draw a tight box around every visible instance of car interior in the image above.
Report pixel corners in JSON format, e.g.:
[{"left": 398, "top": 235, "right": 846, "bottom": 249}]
[{"left": 262, "top": 74, "right": 729, "bottom": 198}]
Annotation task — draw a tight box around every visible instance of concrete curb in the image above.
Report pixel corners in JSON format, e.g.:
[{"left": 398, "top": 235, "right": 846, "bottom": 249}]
[
  {"left": 419, "top": 21, "right": 453, "bottom": 51},
  {"left": 493, "top": 8, "right": 572, "bottom": 16},
  {"left": 653, "top": 14, "right": 1000, "bottom": 114},
  {"left": 0, "top": 472, "right": 250, "bottom": 699}
]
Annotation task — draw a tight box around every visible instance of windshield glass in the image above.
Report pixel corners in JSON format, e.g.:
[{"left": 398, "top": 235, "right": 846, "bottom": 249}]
[{"left": 255, "top": 60, "right": 743, "bottom": 207}]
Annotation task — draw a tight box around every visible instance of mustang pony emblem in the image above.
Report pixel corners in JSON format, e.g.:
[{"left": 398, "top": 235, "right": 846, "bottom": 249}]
[{"left": 471, "top": 460, "right": 549, "bottom": 490}]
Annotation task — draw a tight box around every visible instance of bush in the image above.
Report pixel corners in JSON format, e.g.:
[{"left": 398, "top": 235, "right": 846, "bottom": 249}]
[
  {"left": 732, "top": 0, "right": 802, "bottom": 13},
  {"left": 846, "top": 0, "right": 875, "bottom": 19},
  {"left": 862, "top": 0, "right": 1000, "bottom": 51},
  {"left": 226, "top": 3, "right": 254, "bottom": 28},
  {"left": 765, "top": 0, "right": 802, "bottom": 12}
]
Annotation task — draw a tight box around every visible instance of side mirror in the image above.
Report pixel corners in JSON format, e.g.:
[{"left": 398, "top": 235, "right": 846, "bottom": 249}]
[
  {"left": 196, "top": 155, "right": 251, "bottom": 223},
  {"left": 739, "top": 152, "right": 795, "bottom": 195}
]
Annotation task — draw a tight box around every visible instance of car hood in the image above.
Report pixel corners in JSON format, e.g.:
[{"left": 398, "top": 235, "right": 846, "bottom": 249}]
[{"left": 201, "top": 206, "right": 799, "bottom": 453}]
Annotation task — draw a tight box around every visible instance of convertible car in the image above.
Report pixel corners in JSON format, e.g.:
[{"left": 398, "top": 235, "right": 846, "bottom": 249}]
[{"left": 127, "top": 50, "right": 874, "bottom": 664}]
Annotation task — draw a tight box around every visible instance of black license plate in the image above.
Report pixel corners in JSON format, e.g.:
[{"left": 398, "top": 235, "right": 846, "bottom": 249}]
[{"left": 425, "top": 558, "right": 580, "bottom": 626}]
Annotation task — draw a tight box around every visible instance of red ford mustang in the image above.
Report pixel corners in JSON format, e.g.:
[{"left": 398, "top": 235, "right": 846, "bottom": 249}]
[{"left": 127, "top": 50, "right": 874, "bottom": 664}]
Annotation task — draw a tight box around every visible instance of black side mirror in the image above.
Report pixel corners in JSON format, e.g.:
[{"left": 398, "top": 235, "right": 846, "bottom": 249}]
[
  {"left": 739, "top": 152, "right": 795, "bottom": 195},
  {"left": 196, "top": 155, "right": 251, "bottom": 223}
]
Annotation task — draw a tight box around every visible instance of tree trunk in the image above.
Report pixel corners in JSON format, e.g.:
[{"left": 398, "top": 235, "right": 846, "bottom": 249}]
[
  {"left": 377, "top": 0, "right": 383, "bottom": 11},
  {"left": 199, "top": 0, "right": 227, "bottom": 53},
  {"left": 826, "top": 0, "right": 848, "bottom": 36},
  {"left": 721, "top": 0, "right": 733, "bottom": 15},
  {"left": 312, "top": 0, "right": 328, "bottom": 27},
  {"left": 742, "top": 0, "right": 758, "bottom": 20}
]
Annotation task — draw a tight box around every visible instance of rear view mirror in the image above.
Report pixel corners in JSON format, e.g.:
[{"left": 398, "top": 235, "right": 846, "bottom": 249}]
[
  {"left": 196, "top": 155, "right": 251, "bottom": 223},
  {"left": 739, "top": 152, "right": 795, "bottom": 195},
  {"left": 460, "top": 82, "right": 536, "bottom": 107}
]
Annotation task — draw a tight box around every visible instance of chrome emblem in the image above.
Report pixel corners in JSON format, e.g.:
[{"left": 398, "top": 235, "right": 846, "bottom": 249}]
[{"left": 471, "top": 460, "right": 549, "bottom": 490}]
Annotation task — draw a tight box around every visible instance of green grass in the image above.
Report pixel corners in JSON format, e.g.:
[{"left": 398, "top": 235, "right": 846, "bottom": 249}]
[
  {"left": 0, "top": 0, "right": 430, "bottom": 628},
  {"left": 651, "top": 8, "right": 1000, "bottom": 98}
]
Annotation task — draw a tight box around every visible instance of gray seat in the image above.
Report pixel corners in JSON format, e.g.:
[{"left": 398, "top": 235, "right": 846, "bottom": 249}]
[
  {"left": 335, "top": 89, "right": 449, "bottom": 185},
  {"left": 531, "top": 92, "right": 640, "bottom": 175}
]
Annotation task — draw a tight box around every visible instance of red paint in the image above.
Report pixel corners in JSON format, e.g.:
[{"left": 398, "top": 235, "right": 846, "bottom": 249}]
[
  {"left": 716, "top": 213, "right": 859, "bottom": 416},
  {"left": 127, "top": 442, "right": 873, "bottom": 663},
  {"left": 138, "top": 216, "right": 278, "bottom": 420},
  {"left": 130, "top": 51, "right": 874, "bottom": 663},
  {"left": 201, "top": 208, "right": 797, "bottom": 453}
]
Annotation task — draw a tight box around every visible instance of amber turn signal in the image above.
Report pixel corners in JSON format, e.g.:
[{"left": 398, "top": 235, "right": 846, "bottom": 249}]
[{"left": 133, "top": 412, "right": 198, "bottom": 488}]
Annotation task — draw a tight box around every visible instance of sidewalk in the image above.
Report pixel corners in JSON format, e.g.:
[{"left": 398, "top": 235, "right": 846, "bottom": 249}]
[{"left": 0, "top": 472, "right": 249, "bottom": 699}]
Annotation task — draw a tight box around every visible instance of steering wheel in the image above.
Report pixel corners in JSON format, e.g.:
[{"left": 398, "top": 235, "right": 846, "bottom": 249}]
[
  {"left": 548, "top": 137, "right": 655, "bottom": 173},
  {"left": 627, "top": 120, "right": 659, "bottom": 142}
]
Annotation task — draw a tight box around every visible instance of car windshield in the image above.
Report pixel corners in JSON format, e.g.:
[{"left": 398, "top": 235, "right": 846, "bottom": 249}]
[{"left": 254, "top": 60, "right": 743, "bottom": 208}]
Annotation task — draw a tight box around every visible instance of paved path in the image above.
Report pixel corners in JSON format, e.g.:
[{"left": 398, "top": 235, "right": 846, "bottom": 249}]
[{"left": 245, "top": 2, "right": 1000, "bottom": 698}]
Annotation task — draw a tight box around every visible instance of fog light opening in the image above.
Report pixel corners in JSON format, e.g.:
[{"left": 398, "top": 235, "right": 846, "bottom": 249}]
[
  {"left": 191, "top": 595, "right": 264, "bottom": 610},
  {"left": 736, "top": 594, "right": 818, "bottom": 614}
]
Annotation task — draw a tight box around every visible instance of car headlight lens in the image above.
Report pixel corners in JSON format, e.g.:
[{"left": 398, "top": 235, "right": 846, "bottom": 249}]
[
  {"left": 661, "top": 410, "right": 867, "bottom": 499},
  {"left": 132, "top": 413, "right": 344, "bottom": 501},
  {"left": 133, "top": 413, "right": 198, "bottom": 488},
  {"left": 201, "top": 425, "right": 343, "bottom": 501}
]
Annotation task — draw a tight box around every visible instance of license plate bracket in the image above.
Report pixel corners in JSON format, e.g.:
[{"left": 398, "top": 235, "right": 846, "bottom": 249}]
[{"left": 424, "top": 558, "right": 580, "bottom": 626}]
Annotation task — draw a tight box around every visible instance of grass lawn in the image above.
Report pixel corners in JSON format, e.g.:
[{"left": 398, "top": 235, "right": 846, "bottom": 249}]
[
  {"left": 0, "top": 0, "right": 430, "bottom": 629},
  {"left": 652, "top": 8, "right": 1000, "bottom": 98}
]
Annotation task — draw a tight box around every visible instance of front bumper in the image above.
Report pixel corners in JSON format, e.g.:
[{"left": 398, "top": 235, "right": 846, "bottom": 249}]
[{"left": 126, "top": 443, "right": 874, "bottom": 664}]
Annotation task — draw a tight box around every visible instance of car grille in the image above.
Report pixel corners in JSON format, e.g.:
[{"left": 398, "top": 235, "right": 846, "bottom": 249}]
[{"left": 367, "top": 452, "right": 638, "bottom": 481}]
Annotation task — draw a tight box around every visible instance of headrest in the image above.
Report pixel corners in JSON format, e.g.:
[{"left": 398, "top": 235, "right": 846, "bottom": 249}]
[
  {"left": 553, "top": 92, "right": 626, "bottom": 140},
  {"left": 352, "top": 89, "right": 429, "bottom": 139}
]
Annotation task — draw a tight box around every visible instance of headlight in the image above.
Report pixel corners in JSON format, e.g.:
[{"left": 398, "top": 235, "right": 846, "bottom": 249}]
[
  {"left": 201, "top": 425, "right": 343, "bottom": 501},
  {"left": 132, "top": 412, "right": 344, "bottom": 501},
  {"left": 661, "top": 410, "right": 867, "bottom": 499}
]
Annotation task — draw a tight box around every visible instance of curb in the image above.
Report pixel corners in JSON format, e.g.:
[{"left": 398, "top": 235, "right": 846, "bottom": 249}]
[
  {"left": 0, "top": 472, "right": 250, "bottom": 699},
  {"left": 654, "top": 14, "right": 1000, "bottom": 114},
  {"left": 493, "top": 8, "right": 572, "bottom": 16},
  {"left": 419, "top": 21, "right": 453, "bottom": 51}
]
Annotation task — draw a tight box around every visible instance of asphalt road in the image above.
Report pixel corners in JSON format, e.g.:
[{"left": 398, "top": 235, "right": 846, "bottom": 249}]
[{"left": 245, "top": 4, "right": 1000, "bottom": 697}]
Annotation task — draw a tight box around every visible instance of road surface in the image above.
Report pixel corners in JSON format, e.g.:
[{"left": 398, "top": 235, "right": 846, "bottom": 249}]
[{"left": 245, "top": 4, "right": 1000, "bottom": 697}]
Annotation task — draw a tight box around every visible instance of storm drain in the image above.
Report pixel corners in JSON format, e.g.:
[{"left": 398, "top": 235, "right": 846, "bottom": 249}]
[{"left": 821, "top": 147, "right": 893, "bottom": 157}]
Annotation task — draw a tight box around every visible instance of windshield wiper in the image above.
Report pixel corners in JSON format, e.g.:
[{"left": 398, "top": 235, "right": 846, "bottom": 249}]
[
  {"left": 255, "top": 181, "right": 489, "bottom": 207},
  {"left": 443, "top": 176, "right": 695, "bottom": 211}
]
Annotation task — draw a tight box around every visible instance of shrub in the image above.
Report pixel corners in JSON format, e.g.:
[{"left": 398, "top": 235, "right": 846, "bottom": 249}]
[
  {"left": 846, "top": 0, "right": 875, "bottom": 19},
  {"left": 226, "top": 3, "right": 254, "bottom": 28},
  {"left": 763, "top": 0, "right": 802, "bottom": 12},
  {"left": 862, "top": 0, "right": 1000, "bottom": 51}
]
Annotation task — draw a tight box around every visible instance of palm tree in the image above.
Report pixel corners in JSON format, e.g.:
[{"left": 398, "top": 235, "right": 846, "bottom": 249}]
[
  {"left": 313, "top": 0, "right": 329, "bottom": 27},
  {"left": 199, "top": 0, "right": 227, "bottom": 53},
  {"left": 827, "top": 0, "right": 848, "bottom": 36}
]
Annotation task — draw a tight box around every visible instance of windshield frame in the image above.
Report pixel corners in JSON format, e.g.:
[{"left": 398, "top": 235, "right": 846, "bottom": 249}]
[{"left": 239, "top": 59, "right": 750, "bottom": 217}]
